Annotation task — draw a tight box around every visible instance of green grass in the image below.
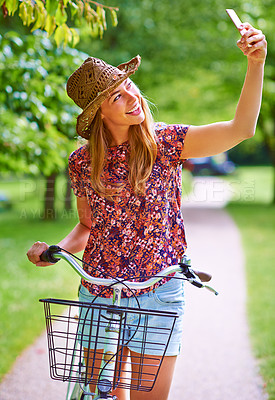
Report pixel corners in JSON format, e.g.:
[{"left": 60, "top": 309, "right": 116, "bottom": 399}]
[
  {"left": 1, "top": 167, "right": 275, "bottom": 399},
  {"left": 226, "top": 166, "right": 275, "bottom": 399},
  {"left": 182, "top": 169, "right": 193, "bottom": 197},
  {"left": 224, "top": 165, "right": 274, "bottom": 205},
  {"left": 0, "top": 176, "right": 80, "bottom": 380}
]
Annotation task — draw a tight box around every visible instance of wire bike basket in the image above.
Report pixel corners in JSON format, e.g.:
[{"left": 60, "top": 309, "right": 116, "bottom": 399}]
[{"left": 40, "top": 298, "right": 178, "bottom": 392}]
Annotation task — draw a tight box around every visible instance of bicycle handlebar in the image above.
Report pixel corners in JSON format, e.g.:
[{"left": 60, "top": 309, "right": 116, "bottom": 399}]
[{"left": 40, "top": 245, "right": 218, "bottom": 295}]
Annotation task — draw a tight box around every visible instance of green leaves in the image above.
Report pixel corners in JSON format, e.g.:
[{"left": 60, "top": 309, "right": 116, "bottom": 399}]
[
  {"left": 31, "top": 1, "right": 47, "bottom": 32},
  {"left": 0, "top": 30, "right": 87, "bottom": 175},
  {"left": 55, "top": 2, "right": 67, "bottom": 25},
  {"left": 1, "top": 0, "right": 119, "bottom": 47},
  {"left": 3, "top": 0, "right": 18, "bottom": 16},
  {"left": 46, "top": 0, "right": 59, "bottom": 17},
  {"left": 54, "top": 23, "right": 79, "bottom": 47},
  {"left": 110, "top": 9, "right": 118, "bottom": 27},
  {"left": 45, "top": 14, "right": 56, "bottom": 37}
]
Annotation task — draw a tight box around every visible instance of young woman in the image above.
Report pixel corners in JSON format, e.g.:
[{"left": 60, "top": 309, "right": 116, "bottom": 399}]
[{"left": 27, "top": 23, "right": 266, "bottom": 400}]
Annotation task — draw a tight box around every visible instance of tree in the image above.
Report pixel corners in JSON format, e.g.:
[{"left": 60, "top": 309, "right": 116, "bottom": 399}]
[
  {"left": 0, "top": 0, "right": 120, "bottom": 218},
  {"left": 83, "top": 0, "right": 275, "bottom": 202},
  {"left": 0, "top": 0, "right": 118, "bottom": 47},
  {"left": 251, "top": 0, "right": 275, "bottom": 203},
  {"left": 0, "top": 30, "right": 88, "bottom": 218},
  {"left": 2, "top": 0, "right": 275, "bottom": 204}
]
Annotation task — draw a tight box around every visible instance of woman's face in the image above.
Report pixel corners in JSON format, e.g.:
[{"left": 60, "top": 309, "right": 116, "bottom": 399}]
[{"left": 100, "top": 79, "right": 145, "bottom": 135}]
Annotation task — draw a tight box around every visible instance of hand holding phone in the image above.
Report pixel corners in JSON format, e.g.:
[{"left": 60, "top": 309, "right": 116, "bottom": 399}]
[
  {"left": 226, "top": 9, "right": 246, "bottom": 35},
  {"left": 226, "top": 8, "right": 267, "bottom": 62}
]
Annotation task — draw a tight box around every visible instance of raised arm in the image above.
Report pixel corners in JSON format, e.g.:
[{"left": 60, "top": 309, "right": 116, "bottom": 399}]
[{"left": 181, "top": 23, "right": 267, "bottom": 159}]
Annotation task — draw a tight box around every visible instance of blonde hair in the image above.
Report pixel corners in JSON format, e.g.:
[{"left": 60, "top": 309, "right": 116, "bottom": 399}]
[{"left": 88, "top": 95, "right": 157, "bottom": 199}]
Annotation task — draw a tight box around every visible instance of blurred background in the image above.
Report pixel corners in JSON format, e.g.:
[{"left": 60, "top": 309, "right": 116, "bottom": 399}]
[{"left": 0, "top": 0, "right": 274, "bottom": 397}]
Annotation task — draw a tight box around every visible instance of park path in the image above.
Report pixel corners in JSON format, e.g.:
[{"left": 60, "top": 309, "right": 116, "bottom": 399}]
[
  {"left": 169, "top": 205, "right": 267, "bottom": 400},
  {"left": 0, "top": 178, "right": 268, "bottom": 400}
]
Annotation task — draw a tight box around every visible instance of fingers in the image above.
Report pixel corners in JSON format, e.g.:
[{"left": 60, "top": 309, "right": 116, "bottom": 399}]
[
  {"left": 246, "top": 32, "right": 265, "bottom": 46},
  {"left": 237, "top": 33, "right": 265, "bottom": 52},
  {"left": 236, "top": 23, "right": 267, "bottom": 62},
  {"left": 26, "top": 241, "right": 51, "bottom": 267},
  {"left": 239, "top": 24, "right": 262, "bottom": 42},
  {"left": 238, "top": 22, "right": 259, "bottom": 34}
]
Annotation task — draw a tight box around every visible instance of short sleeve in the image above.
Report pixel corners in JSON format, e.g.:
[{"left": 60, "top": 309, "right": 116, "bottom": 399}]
[
  {"left": 155, "top": 123, "right": 189, "bottom": 164},
  {"left": 68, "top": 147, "right": 87, "bottom": 197}
]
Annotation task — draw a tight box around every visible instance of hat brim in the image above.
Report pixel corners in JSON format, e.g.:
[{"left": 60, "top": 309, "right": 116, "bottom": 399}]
[{"left": 76, "top": 55, "right": 141, "bottom": 139}]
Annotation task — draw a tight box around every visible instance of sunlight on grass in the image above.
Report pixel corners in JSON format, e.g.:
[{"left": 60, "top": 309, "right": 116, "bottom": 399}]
[
  {"left": 225, "top": 166, "right": 273, "bottom": 204},
  {"left": 228, "top": 203, "right": 275, "bottom": 398},
  {"left": 1, "top": 166, "right": 275, "bottom": 398},
  {"left": 226, "top": 166, "right": 275, "bottom": 398},
  {"left": 0, "top": 176, "right": 80, "bottom": 380}
]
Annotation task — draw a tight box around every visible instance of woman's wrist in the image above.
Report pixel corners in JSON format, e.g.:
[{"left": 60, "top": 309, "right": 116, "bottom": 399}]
[{"left": 247, "top": 56, "right": 266, "bottom": 67}]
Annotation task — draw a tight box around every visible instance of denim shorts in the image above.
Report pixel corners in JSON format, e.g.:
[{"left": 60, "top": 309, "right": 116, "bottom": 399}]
[{"left": 78, "top": 274, "right": 185, "bottom": 356}]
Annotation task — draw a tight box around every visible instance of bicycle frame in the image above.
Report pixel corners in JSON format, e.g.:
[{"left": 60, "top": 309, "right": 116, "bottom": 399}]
[{"left": 40, "top": 246, "right": 218, "bottom": 400}]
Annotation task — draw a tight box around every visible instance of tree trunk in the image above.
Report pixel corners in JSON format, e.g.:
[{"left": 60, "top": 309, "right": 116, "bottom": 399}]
[
  {"left": 258, "top": 114, "right": 275, "bottom": 204},
  {"left": 44, "top": 173, "right": 58, "bottom": 220},
  {"left": 64, "top": 167, "right": 72, "bottom": 210}
]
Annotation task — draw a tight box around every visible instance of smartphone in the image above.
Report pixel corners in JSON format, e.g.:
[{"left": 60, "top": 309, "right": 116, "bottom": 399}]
[{"left": 226, "top": 9, "right": 245, "bottom": 35}]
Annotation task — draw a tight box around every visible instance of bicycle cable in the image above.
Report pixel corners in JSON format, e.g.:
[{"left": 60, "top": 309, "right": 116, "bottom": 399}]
[
  {"left": 58, "top": 247, "right": 151, "bottom": 389},
  {"left": 45, "top": 247, "right": 199, "bottom": 395}
]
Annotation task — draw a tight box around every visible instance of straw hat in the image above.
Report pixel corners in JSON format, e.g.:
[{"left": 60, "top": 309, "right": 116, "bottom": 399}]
[{"left": 66, "top": 55, "right": 141, "bottom": 139}]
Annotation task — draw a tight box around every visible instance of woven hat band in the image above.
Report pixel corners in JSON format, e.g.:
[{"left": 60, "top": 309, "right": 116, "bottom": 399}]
[
  {"left": 83, "top": 67, "right": 125, "bottom": 109},
  {"left": 67, "top": 58, "right": 124, "bottom": 110}
]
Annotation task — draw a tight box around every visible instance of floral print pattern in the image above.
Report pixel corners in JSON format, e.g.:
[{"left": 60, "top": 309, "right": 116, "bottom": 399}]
[{"left": 68, "top": 122, "right": 189, "bottom": 297}]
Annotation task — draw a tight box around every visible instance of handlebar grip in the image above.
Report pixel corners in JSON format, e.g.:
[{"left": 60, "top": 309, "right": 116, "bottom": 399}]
[
  {"left": 40, "top": 245, "right": 61, "bottom": 263},
  {"left": 191, "top": 280, "right": 203, "bottom": 288}
]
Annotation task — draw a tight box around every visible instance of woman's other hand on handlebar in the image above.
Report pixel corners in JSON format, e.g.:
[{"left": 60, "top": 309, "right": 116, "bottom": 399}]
[{"left": 26, "top": 241, "right": 52, "bottom": 267}]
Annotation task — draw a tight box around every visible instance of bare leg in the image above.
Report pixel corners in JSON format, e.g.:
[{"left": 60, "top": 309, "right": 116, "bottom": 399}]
[
  {"left": 84, "top": 347, "right": 104, "bottom": 395},
  {"left": 84, "top": 347, "right": 130, "bottom": 400},
  {"left": 130, "top": 352, "right": 177, "bottom": 400}
]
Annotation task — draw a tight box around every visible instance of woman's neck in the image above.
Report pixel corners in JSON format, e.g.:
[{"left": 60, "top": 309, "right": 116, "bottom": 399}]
[{"left": 109, "top": 129, "right": 129, "bottom": 147}]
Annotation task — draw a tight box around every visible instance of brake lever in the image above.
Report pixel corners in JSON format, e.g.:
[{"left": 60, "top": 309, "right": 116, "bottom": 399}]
[{"left": 179, "top": 258, "right": 219, "bottom": 296}]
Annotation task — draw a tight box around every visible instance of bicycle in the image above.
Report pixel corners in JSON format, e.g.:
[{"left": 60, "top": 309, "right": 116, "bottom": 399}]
[{"left": 40, "top": 245, "right": 218, "bottom": 400}]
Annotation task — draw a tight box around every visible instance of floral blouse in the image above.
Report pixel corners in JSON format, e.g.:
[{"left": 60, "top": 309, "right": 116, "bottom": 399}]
[{"left": 68, "top": 122, "right": 189, "bottom": 297}]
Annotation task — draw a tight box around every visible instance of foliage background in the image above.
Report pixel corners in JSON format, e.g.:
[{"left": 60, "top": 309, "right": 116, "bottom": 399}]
[
  {"left": 1, "top": 0, "right": 274, "bottom": 174},
  {"left": 0, "top": 0, "right": 275, "bottom": 395}
]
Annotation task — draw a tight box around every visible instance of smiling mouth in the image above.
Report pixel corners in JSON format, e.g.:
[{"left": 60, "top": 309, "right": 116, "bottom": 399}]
[{"left": 126, "top": 104, "right": 141, "bottom": 114}]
